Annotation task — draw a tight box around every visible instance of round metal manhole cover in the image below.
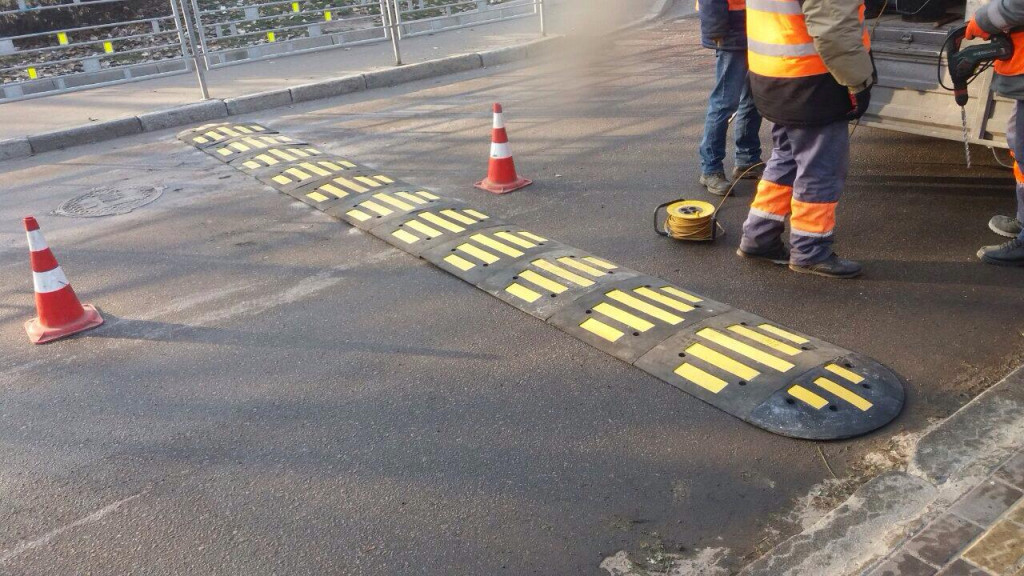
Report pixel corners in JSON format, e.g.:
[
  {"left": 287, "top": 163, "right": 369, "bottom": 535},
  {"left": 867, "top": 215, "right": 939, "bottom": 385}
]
[{"left": 54, "top": 186, "right": 164, "bottom": 218}]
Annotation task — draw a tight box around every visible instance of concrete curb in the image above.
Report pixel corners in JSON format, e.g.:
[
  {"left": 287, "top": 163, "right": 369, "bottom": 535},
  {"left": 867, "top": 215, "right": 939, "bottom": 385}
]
[
  {"left": 737, "top": 366, "right": 1024, "bottom": 576},
  {"left": 27, "top": 116, "right": 143, "bottom": 154},
  {"left": 3, "top": 35, "right": 571, "bottom": 163}
]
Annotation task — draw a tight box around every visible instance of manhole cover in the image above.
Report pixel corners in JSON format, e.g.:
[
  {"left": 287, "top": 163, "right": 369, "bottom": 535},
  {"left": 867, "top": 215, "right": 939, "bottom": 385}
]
[{"left": 54, "top": 186, "right": 164, "bottom": 218}]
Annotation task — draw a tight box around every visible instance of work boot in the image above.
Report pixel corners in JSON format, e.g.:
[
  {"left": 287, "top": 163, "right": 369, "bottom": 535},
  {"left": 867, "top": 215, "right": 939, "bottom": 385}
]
[
  {"left": 989, "top": 215, "right": 1023, "bottom": 238},
  {"left": 736, "top": 242, "right": 790, "bottom": 265},
  {"left": 978, "top": 237, "right": 1024, "bottom": 266},
  {"left": 789, "top": 254, "right": 863, "bottom": 279},
  {"left": 699, "top": 172, "right": 731, "bottom": 196},
  {"left": 732, "top": 164, "right": 764, "bottom": 181}
]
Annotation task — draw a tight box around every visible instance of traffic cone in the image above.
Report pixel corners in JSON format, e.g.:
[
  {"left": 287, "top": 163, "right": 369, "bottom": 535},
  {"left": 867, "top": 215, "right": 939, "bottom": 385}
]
[
  {"left": 23, "top": 216, "right": 103, "bottom": 344},
  {"left": 475, "top": 103, "right": 532, "bottom": 194}
]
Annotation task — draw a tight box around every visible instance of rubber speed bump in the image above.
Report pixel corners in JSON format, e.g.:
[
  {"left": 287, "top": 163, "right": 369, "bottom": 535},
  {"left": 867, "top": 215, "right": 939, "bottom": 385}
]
[
  {"left": 370, "top": 207, "right": 502, "bottom": 255},
  {"left": 177, "top": 123, "right": 277, "bottom": 148},
  {"left": 420, "top": 227, "right": 570, "bottom": 285},
  {"left": 178, "top": 123, "right": 906, "bottom": 440}
]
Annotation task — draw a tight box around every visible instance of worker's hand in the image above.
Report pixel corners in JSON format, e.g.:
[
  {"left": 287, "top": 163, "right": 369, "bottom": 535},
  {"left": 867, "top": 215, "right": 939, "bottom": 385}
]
[
  {"left": 846, "top": 86, "right": 872, "bottom": 121},
  {"left": 965, "top": 17, "right": 991, "bottom": 40}
]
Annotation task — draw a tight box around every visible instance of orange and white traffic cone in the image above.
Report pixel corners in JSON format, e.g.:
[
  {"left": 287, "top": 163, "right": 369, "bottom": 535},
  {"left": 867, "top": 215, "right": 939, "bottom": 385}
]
[
  {"left": 23, "top": 216, "right": 103, "bottom": 344},
  {"left": 475, "top": 103, "right": 532, "bottom": 194}
]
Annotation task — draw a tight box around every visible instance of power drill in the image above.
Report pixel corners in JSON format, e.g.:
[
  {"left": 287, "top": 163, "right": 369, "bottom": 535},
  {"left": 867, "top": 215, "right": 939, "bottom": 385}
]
[
  {"left": 945, "top": 22, "right": 1013, "bottom": 106},
  {"left": 944, "top": 22, "right": 1013, "bottom": 166}
]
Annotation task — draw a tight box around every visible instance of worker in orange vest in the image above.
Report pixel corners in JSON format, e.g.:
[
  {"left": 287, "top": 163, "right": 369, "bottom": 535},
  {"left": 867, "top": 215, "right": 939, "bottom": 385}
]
[
  {"left": 697, "top": 0, "right": 763, "bottom": 196},
  {"left": 966, "top": 12, "right": 1024, "bottom": 266},
  {"left": 736, "top": 0, "right": 873, "bottom": 278}
]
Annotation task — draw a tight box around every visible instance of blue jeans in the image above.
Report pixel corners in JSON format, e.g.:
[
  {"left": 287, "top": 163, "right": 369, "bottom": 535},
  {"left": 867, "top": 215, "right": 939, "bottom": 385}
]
[
  {"left": 699, "top": 49, "right": 762, "bottom": 176},
  {"left": 1007, "top": 100, "right": 1024, "bottom": 241}
]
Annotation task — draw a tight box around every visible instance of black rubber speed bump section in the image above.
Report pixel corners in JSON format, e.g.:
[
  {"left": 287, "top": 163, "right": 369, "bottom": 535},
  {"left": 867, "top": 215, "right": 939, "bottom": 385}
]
[
  {"left": 746, "top": 355, "right": 904, "bottom": 440},
  {"left": 257, "top": 158, "right": 368, "bottom": 192},
  {"left": 221, "top": 143, "right": 325, "bottom": 166},
  {"left": 634, "top": 313, "right": 903, "bottom": 440},
  {"left": 177, "top": 123, "right": 906, "bottom": 440},
  {"left": 420, "top": 226, "right": 571, "bottom": 286},
  {"left": 369, "top": 206, "right": 505, "bottom": 256},
  {"left": 176, "top": 123, "right": 278, "bottom": 148},
  {"left": 476, "top": 249, "right": 643, "bottom": 320},
  {"left": 549, "top": 279, "right": 732, "bottom": 363}
]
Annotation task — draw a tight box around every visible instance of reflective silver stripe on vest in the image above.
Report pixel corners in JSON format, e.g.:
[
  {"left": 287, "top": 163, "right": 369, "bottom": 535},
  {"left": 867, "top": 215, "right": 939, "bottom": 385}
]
[
  {"left": 747, "top": 38, "right": 819, "bottom": 57},
  {"left": 746, "top": 0, "right": 803, "bottom": 14}
]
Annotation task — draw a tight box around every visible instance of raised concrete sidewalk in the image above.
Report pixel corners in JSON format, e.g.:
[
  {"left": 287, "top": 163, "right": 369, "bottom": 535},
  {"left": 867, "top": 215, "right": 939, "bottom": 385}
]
[
  {"left": 738, "top": 366, "right": 1024, "bottom": 576},
  {"left": 0, "top": 0, "right": 673, "bottom": 162}
]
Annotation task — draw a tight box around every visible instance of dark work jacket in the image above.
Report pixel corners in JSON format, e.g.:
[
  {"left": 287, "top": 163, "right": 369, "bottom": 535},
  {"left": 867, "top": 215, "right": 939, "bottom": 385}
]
[{"left": 699, "top": 0, "right": 747, "bottom": 51}]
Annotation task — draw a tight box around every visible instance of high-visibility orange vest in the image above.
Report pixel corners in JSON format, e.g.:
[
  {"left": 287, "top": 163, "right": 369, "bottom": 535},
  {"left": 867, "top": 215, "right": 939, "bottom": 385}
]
[
  {"left": 746, "top": 0, "right": 871, "bottom": 125},
  {"left": 995, "top": 31, "right": 1024, "bottom": 76}
]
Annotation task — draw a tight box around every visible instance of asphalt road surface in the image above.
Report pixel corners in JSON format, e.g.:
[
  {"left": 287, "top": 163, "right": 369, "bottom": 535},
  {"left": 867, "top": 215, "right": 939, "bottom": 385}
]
[{"left": 1, "top": 16, "right": 1022, "bottom": 576}]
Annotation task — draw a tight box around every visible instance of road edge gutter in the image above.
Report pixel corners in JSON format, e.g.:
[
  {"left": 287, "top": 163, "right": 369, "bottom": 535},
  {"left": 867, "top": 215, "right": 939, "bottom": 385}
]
[
  {"left": 0, "top": 36, "right": 566, "bottom": 163},
  {"left": 736, "top": 365, "right": 1024, "bottom": 576}
]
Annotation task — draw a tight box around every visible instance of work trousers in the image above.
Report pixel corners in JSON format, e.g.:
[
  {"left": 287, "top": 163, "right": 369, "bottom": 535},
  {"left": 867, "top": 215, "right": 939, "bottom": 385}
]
[
  {"left": 1006, "top": 100, "right": 1024, "bottom": 241},
  {"left": 699, "top": 49, "right": 763, "bottom": 176},
  {"left": 740, "top": 120, "right": 850, "bottom": 266}
]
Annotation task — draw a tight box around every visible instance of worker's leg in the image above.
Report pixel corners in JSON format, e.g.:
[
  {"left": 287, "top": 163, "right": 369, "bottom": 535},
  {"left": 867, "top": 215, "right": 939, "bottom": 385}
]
[
  {"left": 738, "top": 123, "right": 795, "bottom": 260},
  {"left": 699, "top": 49, "right": 751, "bottom": 193},
  {"left": 978, "top": 100, "right": 1024, "bottom": 265},
  {"left": 732, "top": 72, "right": 763, "bottom": 177},
  {"left": 786, "top": 120, "right": 850, "bottom": 267},
  {"left": 988, "top": 101, "right": 1024, "bottom": 239}
]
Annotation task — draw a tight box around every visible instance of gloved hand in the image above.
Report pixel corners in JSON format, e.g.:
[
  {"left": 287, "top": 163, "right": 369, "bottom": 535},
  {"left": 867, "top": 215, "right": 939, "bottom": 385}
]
[
  {"left": 846, "top": 86, "right": 872, "bottom": 121},
  {"left": 965, "top": 17, "right": 991, "bottom": 40}
]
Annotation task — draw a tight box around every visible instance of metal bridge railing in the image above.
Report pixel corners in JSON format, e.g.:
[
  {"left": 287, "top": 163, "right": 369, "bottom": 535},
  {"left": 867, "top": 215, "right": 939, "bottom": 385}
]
[
  {"left": 0, "top": 0, "right": 192, "bottom": 102},
  {"left": 0, "top": 0, "right": 546, "bottom": 103}
]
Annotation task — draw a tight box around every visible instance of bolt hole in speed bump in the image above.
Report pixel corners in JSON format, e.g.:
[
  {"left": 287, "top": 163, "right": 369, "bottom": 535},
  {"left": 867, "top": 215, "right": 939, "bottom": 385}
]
[{"left": 177, "top": 120, "right": 906, "bottom": 441}]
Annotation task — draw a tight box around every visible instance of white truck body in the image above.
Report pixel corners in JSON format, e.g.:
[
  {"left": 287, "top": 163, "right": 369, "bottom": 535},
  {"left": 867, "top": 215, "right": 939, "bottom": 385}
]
[{"left": 864, "top": 5, "right": 1013, "bottom": 148}]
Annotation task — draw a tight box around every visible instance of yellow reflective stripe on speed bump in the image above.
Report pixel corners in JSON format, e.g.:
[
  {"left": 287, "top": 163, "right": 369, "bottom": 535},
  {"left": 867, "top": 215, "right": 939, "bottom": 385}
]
[
  {"left": 759, "top": 324, "right": 809, "bottom": 344},
  {"left": 533, "top": 259, "right": 594, "bottom": 287},
  {"left": 697, "top": 328, "right": 794, "bottom": 372},
  {"left": 674, "top": 363, "right": 728, "bottom": 393},
  {"left": 788, "top": 385, "right": 829, "bottom": 409},
  {"left": 633, "top": 287, "right": 695, "bottom": 313},
  {"left": 558, "top": 257, "right": 606, "bottom": 276},
  {"left": 606, "top": 290, "right": 683, "bottom": 325},
  {"left": 457, "top": 243, "right": 499, "bottom": 264},
  {"left": 685, "top": 343, "right": 760, "bottom": 381},
  {"left": 472, "top": 234, "right": 522, "bottom": 257},
  {"left": 519, "top": 270, "right": 568, "bottom": 294},
  {"left": 495, "top": 231, "right": 536, "bottom": 248},
  {"left": 728, "top": 325, "right": 801, "bottom": 356},
  {"left": 580, "top": 318, "right": 624, "bottom": 342},
  {"left": 592, "top": 303, "right": 654, "bottom": 332},
  {"left": 814, "top": 377, "right": 872, "bottom": 411},
  {"left": 444, "top": 254, "right": 476, "bottom": 271},
  {"left": 826, "top": 363, "right": 864, "bottom": 383},
  {"left": 506, "top": 283, "right": 542, "bottom": 303}
]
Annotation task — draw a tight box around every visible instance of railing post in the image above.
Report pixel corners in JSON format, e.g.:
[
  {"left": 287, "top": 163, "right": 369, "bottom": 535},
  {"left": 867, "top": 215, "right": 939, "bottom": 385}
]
[
  {"left": 174, "top": 0, "right": 210, "bottom": 99},
  {"left": 538, "top": 0, "right": 546, "bottom": 37},
  {"left": 383, "top": 0, "right": 403, "bottom": 66}
]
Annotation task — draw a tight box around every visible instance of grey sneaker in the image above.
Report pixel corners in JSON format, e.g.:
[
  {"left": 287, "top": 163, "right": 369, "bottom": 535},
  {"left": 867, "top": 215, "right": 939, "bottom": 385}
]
[
  {"left": 978, "top": 237, "right": 1024, "bottom": 266},
  {"left": 699, "top": 172, "right": 731, "bottom": 196},
  {"left": 737, "top": 242, "right": 790, "bottom": 265},
  {"left": 789, "top": 254, "right": 862, "bottom": 279},
  {"left": 989, "top": 215, "right": 1023, "bottom": 238},
  {"left": 732, "top": 164, "right": 764, "bottom": 180}
]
